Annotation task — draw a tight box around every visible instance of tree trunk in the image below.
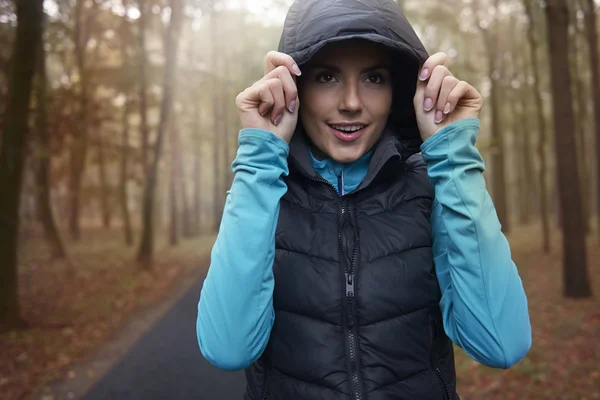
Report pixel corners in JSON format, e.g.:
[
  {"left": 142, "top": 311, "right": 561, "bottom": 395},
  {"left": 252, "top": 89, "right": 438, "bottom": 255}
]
[
  {"left": 177, "top": 130, "right": 193, "bottom": 238},
  {"left": 582, "top": 0, "right": 600, "bottom": 236},
  {"left": 210, "top": 4, "right": 223, "bottom": 232},
  {"left": 34, "top": 24, "right": 66, "bottom": 259},
  {"left": 222, "top": 42, "right": 234, "bottom": 202},
  {"left": 571, "top": 8, "right": 591, "bottom": 233},
  {"left": 97, "top": 130, "right": 111, "bottom": 228},
  {"left": 506, "top": 16, "right": 527, "bottom": 225},
  {"left": 137, "top": 0, "right": 149, "bottom": 178},
  {"left": 120, "top": 98, "right": 134, "bottom": 246},
  {"left": 544, "top": 0, "right": 592, "bottom": 298},
  {"left": 193, "top": 99, "right": 202, "bottom": 235},
  {"left": 487, "top": 45, "right": 509, "bottom": 232},
  {"left": 475, "top": 0, "right": 509, "bottom": 232},
  {"left": 169, "top": 125, "right": 179, "bottom": 246},
  {"left": 181, "top": 185, "right": 193, "bottom": 237},
  {"left": 514, "top": 20, "right": 536, "bottom": 224},
  {"left": 69, "top": 0, "right": 91, "bottom": 241},
  {"left": 137, "top": 0, "right": 183, "bottom": 267},
  {"left": 523, "top": 0, "right": 551, "bottom": 253},
  {"left": 0, "top": 0, "right": 43, "bottom": 332}
]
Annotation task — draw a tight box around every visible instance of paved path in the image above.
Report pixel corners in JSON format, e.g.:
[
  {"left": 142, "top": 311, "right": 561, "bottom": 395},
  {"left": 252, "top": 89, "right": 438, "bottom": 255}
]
[{"left": 82, "top": 277, "right": 247, "bottom": 400}]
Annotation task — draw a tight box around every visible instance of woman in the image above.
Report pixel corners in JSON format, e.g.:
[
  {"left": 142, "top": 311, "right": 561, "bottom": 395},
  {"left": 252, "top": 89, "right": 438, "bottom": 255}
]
[{"left": 197, "top": 1, "right": 532, "bottom": 399}]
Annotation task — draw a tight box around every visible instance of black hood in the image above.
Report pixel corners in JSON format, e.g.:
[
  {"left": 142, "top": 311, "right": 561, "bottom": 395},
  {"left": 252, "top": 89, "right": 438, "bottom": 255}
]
[
  {"left": 278, "top": 0, "right": 429, "bottom": 147},
  {"left": 278, "top": 0, "right": 430, "bottom": 185}
]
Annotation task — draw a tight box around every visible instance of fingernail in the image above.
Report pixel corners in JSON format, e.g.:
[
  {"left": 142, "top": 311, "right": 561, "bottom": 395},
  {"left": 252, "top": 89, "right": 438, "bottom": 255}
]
[
  {"left": 419, "top": 68, "right": 429, "bottom": 80},
  {"left": 292, "top": 63, "right": 301, "bottom": 76},
  {"left": 424, "top": 98, "right": 433, "bottom": 111},
  {"left": 443, "top": 103, "right": 451, "bottom": 114},
  {"left": 274, "top": 114, "right": 282, "bottom": 125},
  {"left": 288, "top": 99, "right": 296, "bottom": 112},
  {"left": 435, "top": 110, "right": 443, "bottom": 123}
]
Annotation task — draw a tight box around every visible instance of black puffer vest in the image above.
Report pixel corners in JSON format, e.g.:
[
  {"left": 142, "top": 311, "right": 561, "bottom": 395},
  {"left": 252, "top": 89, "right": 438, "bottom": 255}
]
[{"left": 245, "top": 1, "right": 459, "bottom": 399}]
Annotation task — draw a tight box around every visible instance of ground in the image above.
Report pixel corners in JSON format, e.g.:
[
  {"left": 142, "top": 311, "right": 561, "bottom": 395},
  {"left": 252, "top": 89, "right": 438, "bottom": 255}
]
[
  {"left": 0, "top": 228, "right": 215, "bottom": 400},
  {"left": 0, "top": 224, "right": 599, "bottom": 400},
  {"left": 454, "top": 225, "right": 600, "bottom": 400}
]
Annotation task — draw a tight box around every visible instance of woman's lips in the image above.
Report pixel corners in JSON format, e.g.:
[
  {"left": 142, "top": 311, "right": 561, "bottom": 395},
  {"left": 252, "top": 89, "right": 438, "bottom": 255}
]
[{"left": 329, "top": 125, "right": 368, "bottom": 143}]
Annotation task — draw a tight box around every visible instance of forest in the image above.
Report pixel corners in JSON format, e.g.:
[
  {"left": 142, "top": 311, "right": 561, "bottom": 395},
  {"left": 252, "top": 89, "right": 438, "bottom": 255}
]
[{"left": 0, "top": 0, "right": 599, "bottom": 398}]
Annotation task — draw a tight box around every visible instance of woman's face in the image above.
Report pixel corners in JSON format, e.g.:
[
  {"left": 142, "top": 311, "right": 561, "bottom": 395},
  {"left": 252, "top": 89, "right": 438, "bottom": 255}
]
[{"left": 298, "top": 41, "right": 393, "bottom": 163}]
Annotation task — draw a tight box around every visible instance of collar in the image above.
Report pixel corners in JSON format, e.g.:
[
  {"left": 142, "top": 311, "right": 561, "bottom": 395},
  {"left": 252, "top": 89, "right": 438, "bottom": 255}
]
[{"left": 288, "top": 123, "right": 413, "bottom": 194}]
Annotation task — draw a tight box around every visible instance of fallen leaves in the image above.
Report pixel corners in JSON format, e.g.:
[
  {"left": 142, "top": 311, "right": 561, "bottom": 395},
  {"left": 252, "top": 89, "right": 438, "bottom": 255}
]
[
  {"left": 455, "top": 226, "right": 600, "bottom": 400},
  {"left": 0, "top": 228, "right": 215, "bottom": 400}
]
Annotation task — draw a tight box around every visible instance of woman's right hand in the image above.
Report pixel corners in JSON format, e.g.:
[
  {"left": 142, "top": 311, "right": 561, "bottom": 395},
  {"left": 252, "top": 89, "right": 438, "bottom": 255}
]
[{"left": 236, "top": 51, "right": 302, "bottom": 143}]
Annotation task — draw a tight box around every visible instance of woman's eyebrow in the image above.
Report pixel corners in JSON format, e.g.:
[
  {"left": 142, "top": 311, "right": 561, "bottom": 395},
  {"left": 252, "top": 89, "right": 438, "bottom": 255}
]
[
  {"left": 361, "top": 65, "right": 390, "bottom": 73},
  {"left": 310, "top": 64, "right": 341, "bottom": 72},
  {"left": 310, "top": 64, "right": 390, "bottom": 72}
]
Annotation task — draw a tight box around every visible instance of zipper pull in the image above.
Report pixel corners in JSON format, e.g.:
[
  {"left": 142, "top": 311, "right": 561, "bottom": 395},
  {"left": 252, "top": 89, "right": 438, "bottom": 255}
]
[
  {"left": 337, "top": 171, "right": 344, "bottom": 196},
  {"left": 345, "top": 272, "right": 355, "bottom": 299}
]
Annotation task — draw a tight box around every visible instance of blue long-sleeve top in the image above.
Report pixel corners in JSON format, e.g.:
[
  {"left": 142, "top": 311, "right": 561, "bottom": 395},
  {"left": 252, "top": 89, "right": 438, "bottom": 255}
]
[{"left": 196, "top": 118, "right": 532, "bottom": 371}]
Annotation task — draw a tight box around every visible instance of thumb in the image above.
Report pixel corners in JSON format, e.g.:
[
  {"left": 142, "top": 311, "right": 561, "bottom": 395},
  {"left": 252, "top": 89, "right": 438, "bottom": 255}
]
[
  {"left": 278, "top": 95, "right": 300, "bottom": 142},
  {"left": 413, "top": 80, "right": 426, "bottom": 111}
]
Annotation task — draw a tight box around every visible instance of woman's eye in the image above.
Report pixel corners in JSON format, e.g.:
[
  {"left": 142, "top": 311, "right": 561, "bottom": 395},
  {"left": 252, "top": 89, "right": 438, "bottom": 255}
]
[
  {"left": 317, "top": 73, "right": 337, "bottom": 83},
  {"left": 367, "top": 74, "right": 384, "bottom": 84}
]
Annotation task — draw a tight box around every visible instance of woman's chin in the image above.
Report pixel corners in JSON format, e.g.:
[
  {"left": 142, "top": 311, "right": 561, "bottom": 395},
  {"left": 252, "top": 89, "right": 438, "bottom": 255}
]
[{"left": 328, "top": 147, "right": 365, "bottom": 163}]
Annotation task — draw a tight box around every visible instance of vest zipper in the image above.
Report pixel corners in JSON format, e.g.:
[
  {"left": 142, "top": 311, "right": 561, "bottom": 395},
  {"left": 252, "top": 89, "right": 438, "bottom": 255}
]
[
  {"left": 290, "top": 159, "right": 365, "bottom": 400},
  {"left": 337, "top": 171, "right": 344, "bottom": 196},
  {"left": 430, "top": 317, "right": 451, "bottom": 400},
  {"left": 341, "top": 202, "right": 363, "bottom": 400},
  {"left": 261, "top": 368, "right": 271, "bottom": 400}
]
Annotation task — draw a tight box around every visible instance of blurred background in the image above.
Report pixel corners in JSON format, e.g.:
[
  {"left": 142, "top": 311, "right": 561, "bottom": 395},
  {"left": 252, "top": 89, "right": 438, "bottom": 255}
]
[{"left": 1, "top": 0, "right": 599, "bottom": 399}]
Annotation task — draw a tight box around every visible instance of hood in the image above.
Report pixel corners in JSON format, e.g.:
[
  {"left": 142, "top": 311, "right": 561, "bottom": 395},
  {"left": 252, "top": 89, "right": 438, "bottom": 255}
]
[{"left": 278, "top": 0, "right": 429, "bottom": 149}]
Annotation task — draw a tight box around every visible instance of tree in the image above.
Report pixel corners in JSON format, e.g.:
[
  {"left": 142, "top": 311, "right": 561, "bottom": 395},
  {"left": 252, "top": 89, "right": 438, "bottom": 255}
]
[
  {"left": 169, "top": 121, "right": 180, "bottom": 246},
  {"left": 544, "top": 0, "right": 592, "bottom": 297},
  {"left": 96, "top": 128, "right": 112, "bottom": 228},
  {"left": 523, "top": 0, "right": 551, "bottom": 253},
  {"left": 69, "top": 0, "right": 95, "bottom": 240},
  {"left": 34, "top": 15, "right": 67, "bottom": 259},
  {"left": 137, "top": 0, "right": 150, "bottom": 177},
  {"left": 210, "top": 1, "right": 223, "bottom": 232},
  {"left": 474, "top": 0, "right": 510, "bottom": 233},
  {"left": 120, "top": 97, "right": 134, "bottom": 246},
  {"left": 582, "top": 0, "right": 600, "bottom": 236},
  {"left": 0, "top": 0, "right": 44, "bottom": 331},
  {"left": 137, "top": 0, "right": 183, "bottom": 267}
]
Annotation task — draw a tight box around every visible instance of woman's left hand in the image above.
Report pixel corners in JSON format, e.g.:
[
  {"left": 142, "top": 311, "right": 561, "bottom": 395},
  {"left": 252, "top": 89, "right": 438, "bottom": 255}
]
[{"left": 413, "top": 52, "right": 483, "bottom": 142}]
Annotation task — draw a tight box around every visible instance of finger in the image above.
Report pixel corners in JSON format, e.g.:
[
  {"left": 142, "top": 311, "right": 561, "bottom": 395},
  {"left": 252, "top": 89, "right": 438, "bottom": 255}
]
[
  {"left": 413, "top": 79, "right": 426, "bottom": 111},
  {"left": 418, "top": 52, "right": 449, "bottom": 81},
  {"left": 445, "top": 80, "right": 472, "bottom": 114},
  {"left": 253, "top": 83, "right": 275, "bottom": 117},
  {"left": 264, "top": 50, "right": 302, "bottom": 77},
  {"left": 423, "top": 65, "right": 452, "bottom": 112},
  {"left": 435, "top": 76, "right": 460, "bottom": 123},
  {"left": 265, "top": 78, "right": 286, "bottom": 125},
  {"left": 265, "top": 66, "right": 298, "bottom": 112}
]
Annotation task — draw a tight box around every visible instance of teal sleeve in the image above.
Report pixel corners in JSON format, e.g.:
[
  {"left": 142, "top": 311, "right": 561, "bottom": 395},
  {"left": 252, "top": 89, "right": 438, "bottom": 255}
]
[
  {"left": 196, "top": 128, "right": 289, "bottom": 371},
  {"left": 421, "top": 118, "right": 532, "bottom": 369}
]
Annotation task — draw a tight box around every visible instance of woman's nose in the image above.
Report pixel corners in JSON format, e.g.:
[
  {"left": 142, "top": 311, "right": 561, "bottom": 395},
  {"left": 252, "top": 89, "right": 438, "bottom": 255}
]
[{"left": 339, "top": 83, "right": 363, "bottom": 113}]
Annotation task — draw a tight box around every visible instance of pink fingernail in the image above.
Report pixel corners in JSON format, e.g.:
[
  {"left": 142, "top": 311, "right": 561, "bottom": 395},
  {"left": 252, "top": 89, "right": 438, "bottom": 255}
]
[
  {"left": 292, "top": 63, "right": 301, "bottom": 76},
  {"left": 274, "top": 114, "right": 282, "bottom": 125},
  {"left": 289, "top": 99, "right": 296, "bottom": 112},
  {"left": 419, "top": 68, "right": 429, "bottom": 80},
  {"left": 435, "top": 111, "right": 443, "bottom": 123},
  {"left": 424, "top": 98, "right": 433, "bottom": 111},
  {"left": 443, "top": 103, "right": 451, "bottom": 114}
]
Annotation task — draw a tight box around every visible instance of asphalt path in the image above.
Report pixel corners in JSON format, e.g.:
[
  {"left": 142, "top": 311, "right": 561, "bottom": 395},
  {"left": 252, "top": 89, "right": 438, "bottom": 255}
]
[{"left": 82, "top": 277, "right": 247, "bottom": 400}]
